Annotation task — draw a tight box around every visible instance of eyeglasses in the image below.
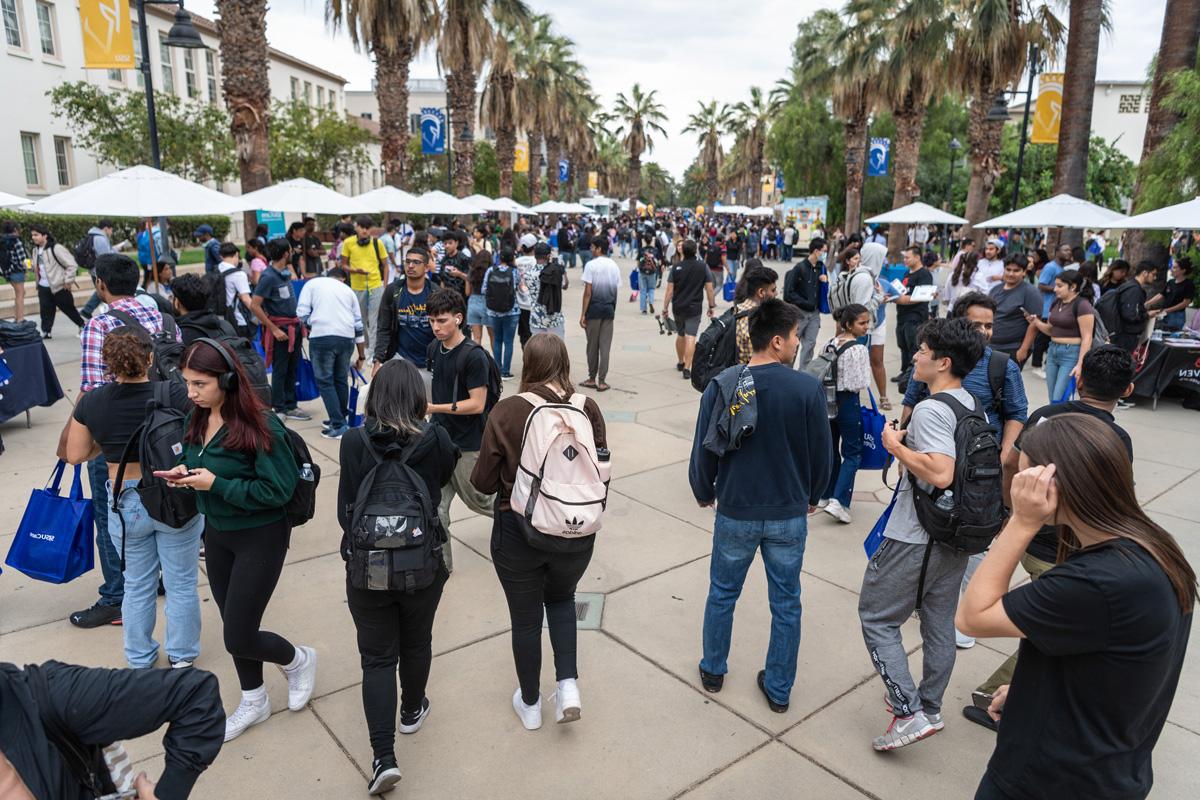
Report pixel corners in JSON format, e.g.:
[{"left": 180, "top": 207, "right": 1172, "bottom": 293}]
[{"left": 404, "top": 258, "right": 426, "bottom": 265}]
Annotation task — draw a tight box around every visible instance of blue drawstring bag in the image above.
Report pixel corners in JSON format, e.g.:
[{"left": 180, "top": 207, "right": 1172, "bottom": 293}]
[
  {"left": 629, "top": 269, "right": 639, "bottom": 291},
  {"left": 860, "top": 390, "right": 891, "bottom": 471},
  {"left": 1055, "top": 376, "right": 1077, "bottom": 404},
  {"left": 5, "top": 460, "right": 95, "bottom": 583},
  {"left": 863, "top": 486, "right": 900, "bottom": 560},
  {"left": 723, "top": 274, "right": 737, "bottom": 302},
  {"left": 347, "top": 368, "right": 366, "bottom": 428},
  {"left": 295, "top": 349, "right": 320, "bottom": 402}
]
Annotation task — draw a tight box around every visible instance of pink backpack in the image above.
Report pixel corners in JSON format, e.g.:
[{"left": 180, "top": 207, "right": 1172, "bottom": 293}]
[{"left": 509, "top": 392, "right": 611, "bottom": 545}]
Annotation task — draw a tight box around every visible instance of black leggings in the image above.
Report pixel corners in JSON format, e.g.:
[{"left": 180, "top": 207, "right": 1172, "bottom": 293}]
[
  {"left": 347, "top": 571, "right": 447, "bottom": 760},
  {"left": 205, "top": 517, "right": 296, "bottom": 690},
  {"left": 37, "top": 285, "right": 85, "bottom": 333},
  {"left": 490, "top": 510, "right": 593, "bottom": 705},
  {"left": 518, "top": 309, "right": 532, "bottom": 346}
]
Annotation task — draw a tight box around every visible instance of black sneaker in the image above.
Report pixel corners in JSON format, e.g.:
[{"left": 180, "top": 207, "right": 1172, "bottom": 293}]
[
  {"left": 367, "top": 758, "right": 401, "bottom": 795},
  {"left": 962, "top": 704, "right": 999, "bottom": 732},
  {"left": 699, "top": 666, "right": 723, "bottom": 693},
  {"left": 681, "top": 368, "right": 691, "bottom": 380},
  {"left": 398, "top": 697, "right": 430, "bottom": 734},
  {"left": 756, "top": 670, "right": 788, "bottom": 713},
  {"left": 676, "top": 362, "right": 684, "bottom": 372},
  {"left": 69, "top": 603, "right": 122, "bottom": 628}
]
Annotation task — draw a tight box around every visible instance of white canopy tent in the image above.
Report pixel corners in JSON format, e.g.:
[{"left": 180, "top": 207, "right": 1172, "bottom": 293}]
[
  {"left": 530, "top": 200, "right": 590, "bottom": 214},
  {"left": 866, "top": 201, "right": 968, "bottom": 226},
  {"left": 975, "top": 193, "right": 1127, "bottom": 230},
  {"left": 0, "top": 190, "right": 32, "bottom": 208},
  {"left": 230, "top": 178, "right": 372, "bottom": 215},
  {"left": 355, "top": 185, "right": 418, "bottom": 211},
  {"left": 749, "top": 206, "right": 776, "bottom": 217},
  {"left": 713, "top": 203, "right": 753, "bottom": 215},
  {"left": 26, "top": 165, "right": 236, "bottom": 217},
  {"left": 463, "top": 194, "right": 509, "bottom": 212},
  {"left": 407, "top": 191, "right": 486, "bottom": 215},
  {"left": 1117, "top": 196, "right": 1200, "bottom": 230}
]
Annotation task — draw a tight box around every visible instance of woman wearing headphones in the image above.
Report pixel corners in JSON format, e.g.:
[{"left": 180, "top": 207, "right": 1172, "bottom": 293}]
[{"left": 160, "top": 338, "right": 317, "bottom": 743}]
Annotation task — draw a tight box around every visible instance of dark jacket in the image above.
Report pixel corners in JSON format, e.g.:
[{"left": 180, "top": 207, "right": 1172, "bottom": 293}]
[
  {"left": 784, "top": 258, "right": 821, "bottom": 312},
  {"left": 1114, "top": 280, "right": 1148, "bottom": 335},
  {"left": 177, "top": 310, "right": 239, "bottom": 346},
  {"left": 0, "top": 661, "right": 223, "bottom": 800}
]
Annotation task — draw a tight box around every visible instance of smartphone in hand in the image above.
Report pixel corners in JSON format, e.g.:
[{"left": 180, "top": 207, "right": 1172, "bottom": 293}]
[
  {"left": 971, "top": 690, "right": 994, "bottom": 711},
  {"left": 152, "top": 468, "right": 194, "bottom": 480}
]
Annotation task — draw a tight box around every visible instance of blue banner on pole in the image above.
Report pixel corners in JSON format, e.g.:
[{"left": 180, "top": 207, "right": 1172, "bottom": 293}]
[
  {"left": 867, "top": 137, "right": 890, "bottom": 177},
  {"left": 420, "top": 107, "right": 446, "bottom": 155},
  {"left": 775, "top": 172, "right": 785, "bottom": 191},
  {"left": 558, "top": 159, "right": 570, "bottom": 183}
]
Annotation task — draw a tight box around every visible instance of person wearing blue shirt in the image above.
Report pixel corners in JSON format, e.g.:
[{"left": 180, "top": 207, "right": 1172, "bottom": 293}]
[
  {"left": 194, "top": 224, "right": 221, "bottom": 275},
  {"left": 372, "top": 244, "right": 435, "bottom": 374},
  {"left": 253, "top": 238, "right": 309, "bottom": 420}
]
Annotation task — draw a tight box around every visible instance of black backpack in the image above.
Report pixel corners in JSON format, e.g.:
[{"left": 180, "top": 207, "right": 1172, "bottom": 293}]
[
  {"left": 185, "top": 327, "right": 272, "bottom": 406},
  {"left": 803, "top": 340, "right": 858, "bottom": 418},
  {"left": 537, "top": 259, "right": 565, "bottom": 315},
  {"left": 984, "top": 349, "right": 1009, "bottom": 419},
  {"left": 346, "top": 426, "right": 443, "bottom": 592},
  {"left": 426, "top": 337, "right": 502, "bottom": 421},
  {"left": 205, "top": 267, "right": 249, "bottom": 328},
  {"left": 112, "top": 382, "right": 198, "bottom": 568},
  {"left": 691, "top": 307, "right": 754, "bottom": 392},
  {"left": 1094, "top": 283, "right": 1127, "bottom": 339},
  {"left": 108, "top": 308, "right": 185, "bottom": 386},
  {"left": 73, "top": 233, "right": 97, "bottom": 271},
  {"left": 280, "top": 424, "right": 319, "bottom": 528},
  {"left": 485, "top": 266, "right": 517, "bottom": 313}
]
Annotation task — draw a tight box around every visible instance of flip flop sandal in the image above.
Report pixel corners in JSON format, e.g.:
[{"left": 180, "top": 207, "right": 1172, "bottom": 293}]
[
  {"left": 580, "top": 379, "right": 598, "bottom": 389},
  {"left": 597, "top": 383, "right": 611, "bottom": 392},
  {"left": 879, "top": 396, "right": 893, "bottom": 411}
]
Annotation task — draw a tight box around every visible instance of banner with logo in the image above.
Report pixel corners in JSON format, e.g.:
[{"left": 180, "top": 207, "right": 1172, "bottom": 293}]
[
  {"left": 80, "top": 0, "right": 135, "bottom": 69},
  {"left": 420, "top": 108, "right": 446, "bottom": 155},
  {"left": 780, "top": 196, "right": 829, "bottom": 248},
  {"left": 256, "top": 211, "right": 286, "bottom": 240},
  {"left": 558, "top": 159, "right": 570, "bottom": 184},
  {"left": 587, "top": 171, "right": 597, "bottom": 191},
  {"left": 1031, "top": 72, "right": 1064, "bottom": 144},
  {"left": 775, "top": 172, "right": 785, "bottom": 191},
  {"left": 867, "top": 138, "right": 890, "bottom": 177},
  {"left": 514, "top": 141, "right": 529, "bottom": 173}
]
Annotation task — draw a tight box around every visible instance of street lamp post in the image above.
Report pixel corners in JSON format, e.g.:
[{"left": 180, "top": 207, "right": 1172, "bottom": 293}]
[
  {"left": 987, "top": 43, "right": 1041, "bottom": 212},
  {"left": 944, "top": 137, "right": 961, "bottom": 257}
]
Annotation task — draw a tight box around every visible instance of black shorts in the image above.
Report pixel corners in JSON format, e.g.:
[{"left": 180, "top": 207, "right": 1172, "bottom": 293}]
[{"left": 676, "top": 315, "right": 701, "bottom": 337}]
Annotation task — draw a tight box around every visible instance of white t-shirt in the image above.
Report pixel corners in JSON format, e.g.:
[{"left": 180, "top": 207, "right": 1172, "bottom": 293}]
[
  {"left": 296, "top": 275, "right": 364, "bottom": 341},
  {"left": 219, "top": 262, "right": 252, "bottom": 326},
  {"left": 977, "top": 257, "right": 1005, "bottom": 286},
  {"left": 581, "top": 256, "right": 622, "bottom": 318}
]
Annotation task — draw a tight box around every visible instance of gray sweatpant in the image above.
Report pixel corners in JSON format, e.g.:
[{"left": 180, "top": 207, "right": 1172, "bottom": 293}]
[
  {"left": 794, "top": 309, "right": 822, "bottom": 369},
  {"left": 859, "top": 538, "right": 969, "bottom": 717}
]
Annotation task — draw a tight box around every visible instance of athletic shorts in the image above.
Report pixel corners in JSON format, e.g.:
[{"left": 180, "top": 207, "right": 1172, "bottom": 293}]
[
  {"left": 676, "top": 315, "right": 701, "bottom": 337},
  {"left": 870, "top": 315, "right": 887, "bottom": 346}
]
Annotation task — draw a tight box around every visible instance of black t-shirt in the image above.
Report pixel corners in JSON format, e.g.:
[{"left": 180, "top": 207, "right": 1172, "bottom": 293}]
[
  {"left": 668, "top": 258, "right": 714, "bottom": 319},
  {"left": 430, "top": 339, "right": 490, "bottom": 451},
  {"left": 1016, "top": 401, "right": 1133, "bottom": 563},
  {"left": 1164, "top": 277, "right": 1195, "bottom": 309},
  {"left": 73, "top": 381, "right": 191, "bottom": 462},
  {"left": 303, "top": 234, "right": 324, "bottom": 275},
  {"left": 896, "top": 267, "right": 933, "bottom": 321},
  {"left": 989, "top": 538, "right": 1191, "bottom": 799}
]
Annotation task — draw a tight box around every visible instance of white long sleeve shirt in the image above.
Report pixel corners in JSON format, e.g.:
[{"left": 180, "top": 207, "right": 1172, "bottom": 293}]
[{"left": 297, "top": 276, "right": 365, "bottom": 342}]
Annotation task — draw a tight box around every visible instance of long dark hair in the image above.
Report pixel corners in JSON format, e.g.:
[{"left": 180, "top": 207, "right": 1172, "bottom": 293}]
[
  {"left": 520, "top": 333, "right": 574, "bottom": 396},
  {"left": 366, "top": 358, "right": 427, "bottom": 436},
  {"left": 952, "top": 251, "right": 979, "bottom": 287},
  {"left": 1021, "top": 414, "right": 1197, "bottom": 613},
  {"left": 469, "top": 250, "right": 490, "bottom": 292},
  {"left": 29, "top": 222, "right": 56, "bottom": 250},
  {"left": 180, "top": 340, "right": 271, "bottom": 452}
]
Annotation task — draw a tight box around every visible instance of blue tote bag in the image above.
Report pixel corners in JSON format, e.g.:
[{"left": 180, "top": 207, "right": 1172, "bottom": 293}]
[
  {"left": 5, "top": 460, "right": 95, "bottom": 583},
  {"left": 295, "top": 347, "right": 320, "bottom": 402},
  {"left": 347, "top": 368, "right": 366, "bottom": 428},
  {"left": 862, "top": 486, "right": 900, "bottom": 560},
  {"left": 723, "top": 274, "right": 737, "bottom": 302},
  {"left": 859, "top": 390, "right": 891, "bottom": 471}
]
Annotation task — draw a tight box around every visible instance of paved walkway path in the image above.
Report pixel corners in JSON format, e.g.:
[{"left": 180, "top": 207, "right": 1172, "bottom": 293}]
[{"left": 2, "top": 256, "right": 1198, "bottom": 798}]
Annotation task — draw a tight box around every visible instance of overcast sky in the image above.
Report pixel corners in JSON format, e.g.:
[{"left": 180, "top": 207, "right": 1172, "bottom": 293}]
[{"left": 190, "top": 0, "right": 1168, "bottom": 180}]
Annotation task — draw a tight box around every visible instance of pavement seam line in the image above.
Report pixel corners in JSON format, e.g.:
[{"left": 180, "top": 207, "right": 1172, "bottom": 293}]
[
  {"left": 776, "top": 738, "right": 884, "bottom": 800},
  {"left": 1166, "top": 718, "right": 1200, "bottom": 737},
  {"left": 664, "top": 739, "right": 775, "bottom": 800},
  {"left": 603, "top": 552, "right": 713, "bottom": 596},
  {"left": 308, "top": 703, "right": 370, "bottom": 782},
  {"left": 607, "top": 486, "right": 716, "bottom": 535}
]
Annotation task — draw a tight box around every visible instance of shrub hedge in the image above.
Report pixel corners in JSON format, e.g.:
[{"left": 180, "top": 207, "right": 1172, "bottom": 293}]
[{"left": 0, "top": 209, "right": 231, "bottom": 253}]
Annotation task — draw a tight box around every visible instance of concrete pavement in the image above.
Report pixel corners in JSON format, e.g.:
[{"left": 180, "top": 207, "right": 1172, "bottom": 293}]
[{"left": 2, "top": 255, "right": 1198, "bottom": 799}]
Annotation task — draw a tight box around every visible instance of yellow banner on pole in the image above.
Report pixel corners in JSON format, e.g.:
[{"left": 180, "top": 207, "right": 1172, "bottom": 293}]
[
  {"left": 1031, "top": 72, "right": 1064, "bottom": 145},
  {"left": 514, "top": 142, "right": 530, "bottom": 173},
  {"left": 80, "top": 0, "right": 135, "bottom": 69},
  {"left": 587, "top": 171, "right": 597, "bottom": 191}
]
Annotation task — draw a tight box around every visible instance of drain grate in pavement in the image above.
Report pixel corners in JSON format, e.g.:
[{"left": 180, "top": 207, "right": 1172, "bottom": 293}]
[{"left": 544, "top": 592, "right": 604, "bottom": 630}]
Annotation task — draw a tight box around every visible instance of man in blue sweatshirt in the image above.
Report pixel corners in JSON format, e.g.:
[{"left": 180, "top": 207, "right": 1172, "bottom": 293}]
[{"left": 689, "top": 298, "right": 832, "bottom": 714}]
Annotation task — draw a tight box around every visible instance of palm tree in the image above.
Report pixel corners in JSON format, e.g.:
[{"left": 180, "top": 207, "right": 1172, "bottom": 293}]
[
  {"left": 951, "top": 1, "right": 1064, "bottom": 238},
  {"left": 682, "top": 100, "right": 732, "bottom": 210},
  {"left": 612, "top": 84, "right": 668, "bottom": 213},
  {"left": 729, "top": 86, "right": 781, "bottom": 207},
  {"left": 216, "top": 0, "right": 272, "bottom": 235},
  {"left": 327, "top": 0, "right": 439, "bottom": 191},
  {"left": 1050, "top": 0, "right": 1102, "bottom": 247},
  {"left": 514, "top": 16, "right": 569, "bottom": 203},
  {"left": 480, "top": 18, "right": 522, "bottom": 198},
  {"left": 593, "top": 130, "right": 625, "bottom": 196},
  {"left": 439, "top": 0, "right": 530, "bottom": 197}
]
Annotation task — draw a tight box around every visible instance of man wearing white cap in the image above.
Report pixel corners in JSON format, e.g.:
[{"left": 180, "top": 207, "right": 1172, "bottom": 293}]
[
  {"left": 516, "top": 233, "right": 538, "bottom": 346},
  {"left": 978, "top": 239, "right": 1006, "bottom": 287}
]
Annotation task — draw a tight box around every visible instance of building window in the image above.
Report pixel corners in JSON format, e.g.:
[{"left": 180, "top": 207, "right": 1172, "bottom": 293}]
[
  {"left": 304, "top": 81, "right": 312, "bottom": 105},
  {"left": 1118, "top": 94, "right": 1142, "bottom": 114},
  {"left": 132, "top": 22, "right": 144, "bottom": 88},
  {"left": 183, "top": 49, "right": 199, "bottom": 97},
  {"left": 317, "top": 85, "right": 325, "bottom": 107},
  {"left": 290, "top": 76, "right": 299, "bottom": 100},
  {"left": 159, "top": 33, "right": 174, "bottom": 94},
  {"left": 20, "top": 132, "right": 41, "bottom": 187},
  {"left": 35, "top": 1, "right": 54, "bottom": 56},
  {"left": 205, "top": 51, "right": 218, "bottom": 103},
  {"left": 53, "top": 136, "right": 72, "bottom": 186},
  {"left": 2, "top": 0, "right": 23, "bottom": 48},
  {"left": 328, "top": 90, "right": 336, "bottom": 111},
  {"left": 409, "top": 113, "right": 420, "bottom": 134},
  {"left": 108, "top": 68, "right": 123, "bottom": 83},
  {"left": 372, "top": 168, "right": 379, "bottom": 188}
]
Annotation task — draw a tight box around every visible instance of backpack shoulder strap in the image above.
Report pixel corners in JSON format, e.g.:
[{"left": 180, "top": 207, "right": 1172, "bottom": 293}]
[
  {"left": 987, "top": 350, "right": 1009, "bottom": 417},
  {"left": 566, "top": 393, "right": 587, "bottom": 411},
  {"left": 518, "top": 390, "right": 547, "bottom": 409},
  {"left": 357, "top": 426, "right": 381, "bottom": 465},
  {"left": 928, "top": 391, "right": 976, "bottom": 422}
]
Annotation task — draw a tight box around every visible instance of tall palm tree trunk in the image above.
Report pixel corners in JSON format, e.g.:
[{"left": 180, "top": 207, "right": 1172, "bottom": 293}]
[
  {"left": 528, "top": 130, "right": 543, "bottom": 203},
  {"left": 447, "top": 69, "right": 476, "bottom": 197},
  {"left": 705, "top": 168, "right": 718, "bottom": 211},
  {"left": 961, "top": 75, "right": 1005, "bottom": 242},
  {"left": 1050, "top": 0, "right": 1102, "bottom": 249},
  {"left": 216, "top": 0, "right": 271, "bottom": 238},
  {"left": 1125, "top": 0, "right": 1200, "bottom": 266},
  {"left": 887, "top": 93, "right": 927, "bottom": 260},
  {"left": 496, "top": 124, "right": 516, "bottom": 198},
  {"left": 627, "top": 156, "right": 642, "bottom": 215},
  {"left": 843, "top": 107, "right": 869, "bottom": 235},
  {"left": 376, "top": 42, "right": 413, "bottom": 189},
  {"left": 545, "top": 135, "right": 560, "bottom": 199}
]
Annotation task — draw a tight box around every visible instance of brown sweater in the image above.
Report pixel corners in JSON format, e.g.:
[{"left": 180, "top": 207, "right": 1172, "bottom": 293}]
[{"left": 470, "top": 385, "right": 607, "bottom": 511}]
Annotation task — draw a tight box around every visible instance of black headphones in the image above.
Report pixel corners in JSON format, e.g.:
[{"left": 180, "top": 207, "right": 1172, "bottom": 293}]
[{"left": 195, "top": 337, "right": 239, "bottom": 392}]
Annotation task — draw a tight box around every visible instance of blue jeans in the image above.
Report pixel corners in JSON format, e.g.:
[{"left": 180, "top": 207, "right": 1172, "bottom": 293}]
[
  {"left": 700, "top": 513, "right": 808, "bottom": 704},
  {"left": 1045, "top": 342, "right": 1080, "bottom": 403},
  {"left": 562, "top": 250, "right": 576, "bottom": 268},
  {"left": 824, "top": 391, "right": 863, "bottom": 507},
  {"left": 638, "top": 272, "right": 657, "bottom": 312},
  {"left": 309, "top": 334, "right": 353, "bottom": 427},
  {"left": 107, "top": 480, "right": 204, "bottom": 667},
  {"left": 578, "top": 251, "right": 591, "bottom": 271},
  {"left": 1163, "top": 310, "right": 1186, "bottom": 331},
  {"left": 490, "top": 313, "right": 518, "bottom": 374},
  {"left": 727, "top": 258, "right": 738, "bottom": 280},
  {"left": 90, "top": 456, "right": 122, "bottom": 606}
]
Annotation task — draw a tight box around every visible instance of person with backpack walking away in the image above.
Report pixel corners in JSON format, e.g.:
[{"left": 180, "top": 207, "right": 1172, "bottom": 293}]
[
  {"left": 690, "top": 299, "right": 832, "bottom": 713},
  {"left": 483, "top": 248, "right": 523, "bottom": 379},
  {"left": 470, "top": 333, "right": 609, "bottom": 731},
  {"left": 958, "top": 415, "right": 1194, "bottom": 800},
  {"left": 76, "top": 219, "right": 116, "bottom": 319},
  {"left": 254, "top": 238, "right": 310, "bottom": 421},
  {"left": 661, "top": 240, "right": 716, "bottom": 381},
  {"left": 425, "top": 288, "right": 498, "bottom": 572},
  {"left": 527, "top": 242, "right": 567, "bottom": 339},
  {"left": 783, "top": 237, "right": 826, "bottom": 369},
  {"left": 158, "top": 339, "right": 317, "bottom": 743},
  {"left": 859, "top": 317, "right": 1002, "bottom": 751},
  {"left": 815, "top": 304, "right": 872, "bottom": 525},
  {"left": 60, "top": 328, "right": 201, "bottom": 669},
  {"left": 211, "top": 241, "right": 270, "bottom": 341},
  {"left": 637, "top": 249, "right": 661, "bottom": 315},
  {"left": 1022, "top": 270, "right": 1095, "bottom": 403},
  {"left": 29, "top": 223, "right": 86, "bottom": 338},
  {"left": 579, "top": 236, "right": 622, "bottom": 391},
  {"left": 515, "top": 234, "right": 538, "bottom": 347},
  {"left": 337, "top": 358, "right": 458, "bottom": 795}
]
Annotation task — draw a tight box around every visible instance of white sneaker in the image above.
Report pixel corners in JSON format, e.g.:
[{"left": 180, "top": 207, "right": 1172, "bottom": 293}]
[
  {"left": 512, "top": 688, "right": 542, "bottom": 731},
  {"left": 873, "top": 711, "right": 937, "bottom": 751},
  {"left": 224, "top": 693, "right": 271, "bottom": 742},
  {"left": 815, "top": 499, "right": 830, "bottom": 509},
  {"left": 554, "top": 678, "right": 581, "bottom": 724},
  {"left": 284, "top": 645, "right": 318, "bottom": 711},
  {"left": 823, "top": 499, "right": 852, "bottom": 524},
  {"left": 1033, "top": 368, "right": 1046, "bottom": 379},
  {"left": 955, "top": 629, "right": 976, "bottom": 649},
  {"left": 926, "top": 712, "right": 946, "bottom": 731}
]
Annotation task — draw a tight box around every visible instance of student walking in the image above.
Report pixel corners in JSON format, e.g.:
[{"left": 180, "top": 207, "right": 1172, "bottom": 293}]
[
  {"left": 690, "top": 299, "right": 832, "bottom": 713},
  {"left": 526, "top": 242, "right": 567, "bottom": 339},
  {"left": 483, "top": 248, "right": 522, "bottom": 379},
  {"left": 818, "top": 304, "right": 872, "bottom": 524},
  {"left": 1, "top": 221, "right": 29, "bottom": 323},
  {"left": 339, "top": 217, "right": 389, "bottom": 355},
  {"left": 660, "top": 240, "right": 716, "bottom": 381},
  {"left": 337, "top": 358, "right": 458, "bottom": 795},
  {"left": 28, "top": 223, "right": 87, "bottom": 338},
  {"left": 254, "top": 238, "right": 310, "bottom": 421},
  {"left": 470, "top": 334, "right": 608, "bottom": 730},
  {"left": 165, "top": 339, "right": 317, "bottom": 742},
  {"left": 637, "top": 250, "right": 661, "bottom": 315},
  {"left": 297, "top": 267, "right": 366, "bottom": 439},
  {"left": 579, "top": 236, "right": 621, "bottom": 391},
  {"left": 465, "top": 250, "right": 494, "bottom": 347},
  {"left": 783, "top": 237, "right": 826, "bottom": 368}
]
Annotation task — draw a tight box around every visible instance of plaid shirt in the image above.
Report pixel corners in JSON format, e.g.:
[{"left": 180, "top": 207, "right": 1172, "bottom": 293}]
[
  {"left": 2, "top": 234, "right": 27, "bottom": 277},
  {"left": 80, "top": 297, "right": 176, "bottom": 391},
  {"left": 735, "top": 298, "right": 757, "bottom": 365}
]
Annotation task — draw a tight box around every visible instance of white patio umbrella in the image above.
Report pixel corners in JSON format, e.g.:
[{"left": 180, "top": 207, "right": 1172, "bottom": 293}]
[
  {"left": 404, "top": 191, "right": 485, "bottom": 215},
  {"left": 230, "top": 178, "right": 372, "bottom": 214},
  {"left": 865, "top": 201, "right": 968, "bottom": 226},
  {"left": 975, "top": 193, "right": 1127, "bottom": 230},
  {"left": 463, "top": 193, "right": 510, "bottom": 212},
  {"left": 561, "top": 202, "right": 593, "bottom": 214},
  {"left": 749, "top": 206, "right": 776, "bottom": 217},
  {"left": 26, "top": 164, "right": 237, "bottom": 217},
  {"left": 355, "top": 185, "right": 418, "bottom": 211},
  {"left": 1117, "top": 196, "right": 1200, "bottom": 230},
  {"left": 0, "top": 190, "right": 32, "bottom": 208},
  {"left": 530, "top": 200, "right": 579, "bottom": 214},
  {"left": 494, "top": 196, "right": 534, "bottom": 215}
]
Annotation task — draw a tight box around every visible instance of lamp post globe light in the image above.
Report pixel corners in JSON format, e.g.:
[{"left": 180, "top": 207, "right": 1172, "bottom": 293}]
[
  {"left": 137, "top": 1, "right": 207, "bottom": 170},
  {"left": 986, "top": 44, "right": 1041, "bottom": 212}
]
